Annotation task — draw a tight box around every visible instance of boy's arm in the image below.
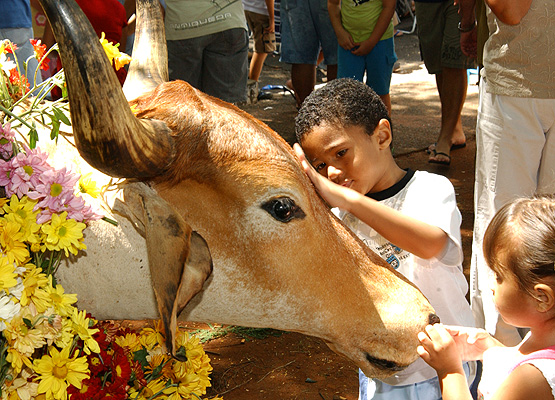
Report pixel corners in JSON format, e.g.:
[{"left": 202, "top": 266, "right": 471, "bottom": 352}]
[
  {"left": 264, "top": 0, "right": 275, "bottom": 32},
  {"left": 327, "top": 0, "right": 357, "bottom": 50},
  {"left": 294, "top": 144, "right": 448, "bottom": 260},
  {"left": 352, "top": 0, "right": 396, "bottom": 57}
]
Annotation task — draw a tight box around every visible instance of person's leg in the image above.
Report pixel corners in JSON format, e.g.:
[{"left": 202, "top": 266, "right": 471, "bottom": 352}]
[
  {"left": 202, "top": 28, "right": 249, "bottom": 104},
  {"left": 291, "top": 63, "right": 316, "bottom": 106},
  {"left": 167, "top": 37, "right": 204, "bottom": 88},
  {"left": 471, "top": 81, "right": 548, "bottom": 345},
  {"left": 364, "top": 38, "right": 397, "bottom": 116},
  {"left": 249, "top": 52, "right": 268, "bottom": 81},
  {"left": 430, "top": 67, "right": 467, "bottom": 163}
]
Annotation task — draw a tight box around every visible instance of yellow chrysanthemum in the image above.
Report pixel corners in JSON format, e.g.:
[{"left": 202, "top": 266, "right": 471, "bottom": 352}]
[
  {"left": 0, "top": 197, "right": 8, "bottom": 210},
  {"left": 163, "top": 372, "right": 203, "bottom": 400},
  {"left": 99, "top": 32, "right": 131, "bottom": 70},
  {"left": 53, "top": 317, "right": 74, "bottom": 350},
  {"left": 0, "top": 220, "right": 30, "bottom": 265},
  {"left": 45, "top": 276, "right": 77, "bottom": 317},
  {"left": 19, "top": 264, "right": 50, "bottom": 312},
  {"left": 6, "top": 347, "right": 33, "bottom": 375},
  {"left": 2, "top": 195, "right": 40, "bottom": 243},
  {"left": 114, "top": 332, "right": 142, "bottom": 353},
  {"left": 33, "top": 345, "right": 89, "bottom": 400},
  {"left": 70, "top": 308, "right": 100, "bottom": 354},
  {"left": 4, "top": 313, "right": 46, "bottom": 357},
  {"left": 77, "top": 173, "right": 101, "bottom": 198},
  {"left": 40, "top": 212, "right": 86, "bottom": 257},
  {"left": 139, "top": 320, "right": 165, "bottom": 351},
  {"left": 3, "top": 367, "right": 39, "bottom": 400},
  {"left": 0, "top": 254, "right": 18, "bottom": 291},
  {"left": 128, "top": 378, "right": 168, "bottom": 400},
  {"left": 172, "top": 331, "right": 212, "bottom": 382},
  {"left": 145, "top": 352, "right": 172, "bottom": 379}
]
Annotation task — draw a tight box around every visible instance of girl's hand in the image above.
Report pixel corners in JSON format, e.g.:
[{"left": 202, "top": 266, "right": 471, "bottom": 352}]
[
  {"left": 293, "top": 143, "right": 356, "bottom": 210},
  {"left": 417, "top": 324, "right": 465, "bottom": 377}
]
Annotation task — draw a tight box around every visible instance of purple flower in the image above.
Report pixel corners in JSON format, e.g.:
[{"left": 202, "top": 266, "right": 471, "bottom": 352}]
[
  {"left": 27, "top": 167, "right": 80, "bottom": 215},
  {"left": 0, "top": 123, "right": 15, "bottom": 160},
  {"left": 3, "top": 147, "right": 51, "bottom": 198}
]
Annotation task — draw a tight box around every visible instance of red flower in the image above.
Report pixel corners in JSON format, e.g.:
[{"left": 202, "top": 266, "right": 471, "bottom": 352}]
[
  {"left": 8, "top": 68, "right": 30, "bottom": 98},
  {"left": 4, "top": 42, "right": 17, "bottom": 54},
  {"left": 67, "top": 377, "right": 103, "bottom": 400},
  {"left": 30, "top": 38, "right": 49, "bottom": 71}
]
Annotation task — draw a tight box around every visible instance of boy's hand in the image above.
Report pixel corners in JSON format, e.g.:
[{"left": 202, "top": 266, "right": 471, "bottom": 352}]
[
  {"left": 417, "top": 324, "right": 465, "bottom": 377},
  {"left": 293, "top": 143, "right": 356, "bottom": 210}
]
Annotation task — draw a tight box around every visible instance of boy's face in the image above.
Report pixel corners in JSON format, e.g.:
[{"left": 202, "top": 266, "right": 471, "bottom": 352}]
[{"left": 300, "top": 122, "right": 392, "bottom": 195}]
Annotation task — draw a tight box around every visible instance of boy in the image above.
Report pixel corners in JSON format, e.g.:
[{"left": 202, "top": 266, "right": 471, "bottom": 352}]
[{"left": 293, "top": 78, "right": 476, "bottom": 400}]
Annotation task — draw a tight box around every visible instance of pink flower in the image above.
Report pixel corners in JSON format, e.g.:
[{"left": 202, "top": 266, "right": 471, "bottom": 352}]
[
  {"left": 4, "top": 147, "right": 51, "bottom": 198},
  {"left": 27, "top": 167, "right": 79, "bottom": 214},
  {"left": 0, "top": 123, "right": 15, "bottom": 160}
]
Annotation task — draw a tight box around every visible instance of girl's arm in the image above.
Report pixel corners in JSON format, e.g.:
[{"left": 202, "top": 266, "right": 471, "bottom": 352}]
[
  {"left": 294, "top": 144, "right": 447, "bottom": 259},
  {"left": 327, "top": 0, "right": 357, "bottom": 50},
  {"left": 351, "top": 0, "right": 396, "bottom": 57},
  {"left": 491, "top": 364, "right": 554, "bottom": 400},
  {"left": 484, "top": 0, "right": 532, "bottom": 25}
]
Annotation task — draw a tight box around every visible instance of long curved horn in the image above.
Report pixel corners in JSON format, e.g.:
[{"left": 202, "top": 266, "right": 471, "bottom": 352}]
[
  {"left": 123, "top": 0, "right": 168, "bottom": 100},
  {"left": 38, "top": 0, "right": 174, "bottom": 178}
]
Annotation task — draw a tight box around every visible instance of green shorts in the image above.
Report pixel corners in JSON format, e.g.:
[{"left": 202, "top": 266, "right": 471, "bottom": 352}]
[{"left": 414, "top": 1, "right": 475, "bottom": 74}]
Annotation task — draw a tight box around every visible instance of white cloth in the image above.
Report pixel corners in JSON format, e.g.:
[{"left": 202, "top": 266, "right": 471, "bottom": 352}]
[
  {"left": 470, "top": 79, "right": 555, "bottom": 345},
  {"left": 336, "top": 170, "right": 475, "bottom": 386},
  {"left": 242, "top": 0, "right": 269, "bottom": 16},
  {"left": 479, "top": 340, "right": 555, "bottom": 399}
]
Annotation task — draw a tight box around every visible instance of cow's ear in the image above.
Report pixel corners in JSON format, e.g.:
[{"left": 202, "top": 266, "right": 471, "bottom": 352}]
[{"left": 115, "top": 182, "right": 212, "bottom": 360}]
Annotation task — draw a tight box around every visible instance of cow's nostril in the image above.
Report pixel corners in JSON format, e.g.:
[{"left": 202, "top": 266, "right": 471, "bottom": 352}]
[{"left": 428, "top": 313, "right": 441, "bottom": 325}]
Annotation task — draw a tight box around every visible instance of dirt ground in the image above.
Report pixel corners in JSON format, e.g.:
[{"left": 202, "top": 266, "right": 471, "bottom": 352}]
[{"left": 174, "top": 25, "right": 480, "bottom": 400}]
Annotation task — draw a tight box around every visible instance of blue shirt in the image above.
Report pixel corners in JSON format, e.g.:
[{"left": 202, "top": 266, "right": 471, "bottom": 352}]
[{"left": 0, "top": 0, "right": 32, "bottom": 29}]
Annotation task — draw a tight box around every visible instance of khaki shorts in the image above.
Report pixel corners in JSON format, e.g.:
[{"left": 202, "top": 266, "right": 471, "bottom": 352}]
[
  {"left": 414, "top": 1, "right": 475, "bottom": 74},
  {"left": 245, "top": 10, "right": 276, "bottom": 54}
]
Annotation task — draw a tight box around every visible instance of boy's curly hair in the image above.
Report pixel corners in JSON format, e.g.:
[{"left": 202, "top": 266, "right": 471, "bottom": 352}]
[{"left": 295, "top": 78, "right": 391, "bottom": 143}]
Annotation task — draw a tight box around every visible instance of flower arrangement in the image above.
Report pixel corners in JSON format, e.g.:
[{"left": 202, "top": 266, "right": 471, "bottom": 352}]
[{"left": 0, "top": 37, "right": 221, "bottom": 400}]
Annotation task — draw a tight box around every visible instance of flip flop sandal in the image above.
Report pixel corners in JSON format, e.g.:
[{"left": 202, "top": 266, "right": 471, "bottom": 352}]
[{"left": 428, "top": 150, "right": 451, "bottom": 166}]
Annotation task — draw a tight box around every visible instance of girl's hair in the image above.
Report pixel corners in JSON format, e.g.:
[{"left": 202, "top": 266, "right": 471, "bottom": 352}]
[{"left": 483, "top": 195, "right": 555, "bottom": 295}]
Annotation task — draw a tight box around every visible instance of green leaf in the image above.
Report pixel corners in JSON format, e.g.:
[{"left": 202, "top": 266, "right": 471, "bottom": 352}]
[
  {"left": 52, "top": 106, "right": 71, "bottom": 126},
  {"left": 29, "top": 127, "right": 38, "bottom": 149},
  {"left": 133, "top": 348, "right": 149, "bottom": 367},
  {"left": 22, "top": 318, "right": 32, "bottom": 328},
  {"left": 50, "top": 119, "right": 60, "bottom": 141}
]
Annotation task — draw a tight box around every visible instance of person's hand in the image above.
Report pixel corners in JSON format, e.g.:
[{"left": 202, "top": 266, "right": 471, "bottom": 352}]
[
  {"left": 335, "top": 29, "right": 357, "bottom": 51},
  {"left": 417, "top": 324, "right": 466, "bottom": 377},
  {"left": 460, "top": 28, "right": 478, "bottom": 58},
  {"left": 293, "top": 143, "right": 356, "bottom": 210},
  {"left": 351, "top": 39, "right": 375, "bottom": 56},
  {"left": 442, "top": 325, "right": 503, "bottom": 360}
]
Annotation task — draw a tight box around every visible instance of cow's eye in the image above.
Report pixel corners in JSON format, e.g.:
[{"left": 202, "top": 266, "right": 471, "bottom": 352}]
[{"left": 262, "top": 197, "right": 306, "bottom": 222}]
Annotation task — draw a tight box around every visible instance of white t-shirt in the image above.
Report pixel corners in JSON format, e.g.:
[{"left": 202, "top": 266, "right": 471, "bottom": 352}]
[
  {"left": 242, "top": 0, "right": 270, "bottom": 16},
  {"left": 335, "top": 169, "right": 475, "bottom": 386}
]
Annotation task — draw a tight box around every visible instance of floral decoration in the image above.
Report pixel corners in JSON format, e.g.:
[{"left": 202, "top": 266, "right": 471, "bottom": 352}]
[{"left": 0, "top": 36, "right": 221, "bottom": 400}]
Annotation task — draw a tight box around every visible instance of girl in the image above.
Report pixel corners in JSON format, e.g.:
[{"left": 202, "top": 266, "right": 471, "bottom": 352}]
[{"left": 417, "top": 195, "right": 555, "bottom": 400}]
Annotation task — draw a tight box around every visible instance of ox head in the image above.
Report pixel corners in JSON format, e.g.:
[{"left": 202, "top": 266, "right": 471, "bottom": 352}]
[{"left": 39, "top": 0, "right": 438, "bottom": 378}]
